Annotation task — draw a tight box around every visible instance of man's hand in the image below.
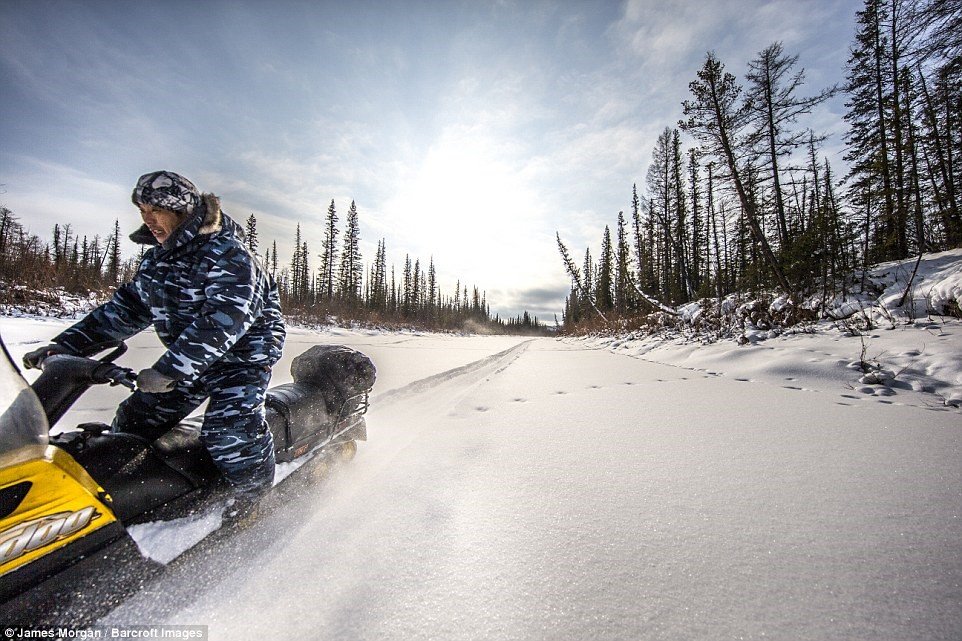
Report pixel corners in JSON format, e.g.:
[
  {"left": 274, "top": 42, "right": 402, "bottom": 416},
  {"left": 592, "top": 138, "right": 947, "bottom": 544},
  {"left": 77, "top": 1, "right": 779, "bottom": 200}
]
[
  {"left": 136, "top": 368, "right": 177, "bottom": 393},
  {"left": 22, "top": 343, "right": 71, "bottom": 369}
]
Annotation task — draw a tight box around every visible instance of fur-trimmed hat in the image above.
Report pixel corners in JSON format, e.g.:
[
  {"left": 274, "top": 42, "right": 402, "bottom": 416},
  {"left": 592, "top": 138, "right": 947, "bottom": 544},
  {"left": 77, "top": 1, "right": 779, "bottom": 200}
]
[{"left": 131, "top": 170, "right": 200, "bottom": 216}]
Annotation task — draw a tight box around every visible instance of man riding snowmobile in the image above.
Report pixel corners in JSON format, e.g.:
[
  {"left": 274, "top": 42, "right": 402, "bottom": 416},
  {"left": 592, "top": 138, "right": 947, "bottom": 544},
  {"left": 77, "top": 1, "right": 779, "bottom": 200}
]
[{"left": 22, "top": 170, "right": 285, "bottom": 515}]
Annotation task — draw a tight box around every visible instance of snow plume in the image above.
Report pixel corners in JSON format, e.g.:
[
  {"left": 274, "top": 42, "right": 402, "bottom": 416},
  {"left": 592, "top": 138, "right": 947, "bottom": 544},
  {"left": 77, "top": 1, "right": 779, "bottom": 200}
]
[
  {"left": 461, "top": 318, "right": 497, "bottom": 335},
  {"left": 127, "top": 511, "right": 223, "bottom": 565}
]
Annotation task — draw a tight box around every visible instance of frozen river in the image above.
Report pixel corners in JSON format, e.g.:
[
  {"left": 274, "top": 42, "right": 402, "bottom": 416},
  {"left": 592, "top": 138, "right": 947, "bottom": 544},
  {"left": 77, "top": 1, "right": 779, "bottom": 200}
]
[{"left": 2, "top": 319, "right": 960, "bottom": 640}]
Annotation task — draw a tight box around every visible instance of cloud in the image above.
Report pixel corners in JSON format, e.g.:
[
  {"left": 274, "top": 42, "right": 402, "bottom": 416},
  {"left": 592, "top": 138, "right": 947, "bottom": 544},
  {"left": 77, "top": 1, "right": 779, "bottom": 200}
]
[
  {"left": 0, "top": 157, "right": 135, "bottom": 252},
  {"left": 488, "top": 282, "right": 572, "bottom": 319}
]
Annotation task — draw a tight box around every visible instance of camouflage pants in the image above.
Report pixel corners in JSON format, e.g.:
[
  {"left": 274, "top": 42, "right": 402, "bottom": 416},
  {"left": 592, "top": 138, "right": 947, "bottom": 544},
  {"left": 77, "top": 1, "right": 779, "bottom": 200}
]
[{"left": 112, "top": 363, "right": 276, "bottom": 497}]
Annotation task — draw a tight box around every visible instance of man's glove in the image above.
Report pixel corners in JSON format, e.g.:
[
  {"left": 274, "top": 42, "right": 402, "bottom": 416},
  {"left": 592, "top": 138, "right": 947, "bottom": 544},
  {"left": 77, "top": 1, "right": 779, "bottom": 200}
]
[
  {"left": 136, "top": 368, "right": 177, "bottom": 393},
  {"left": 22, "top": 343, "right": 71, "bottom": 369}
]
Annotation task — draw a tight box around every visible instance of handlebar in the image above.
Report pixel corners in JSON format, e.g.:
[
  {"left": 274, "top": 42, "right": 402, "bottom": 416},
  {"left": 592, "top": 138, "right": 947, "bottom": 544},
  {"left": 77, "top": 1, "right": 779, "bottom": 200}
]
[
  {"left": 36, "top": 341, "right": 137, "bottom": 391},
  {"left": 90, "top": 362, "right": 138, "bottom": 390},
  {"left": 31, "top": 342, "right": 137, "bottom": 428}
]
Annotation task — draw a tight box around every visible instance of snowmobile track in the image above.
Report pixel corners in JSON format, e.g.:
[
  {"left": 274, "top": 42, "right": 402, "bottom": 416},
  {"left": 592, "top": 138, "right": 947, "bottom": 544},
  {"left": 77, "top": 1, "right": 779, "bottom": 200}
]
[{"left": 371, "top": 340, "right": 533, "bottom": 407}]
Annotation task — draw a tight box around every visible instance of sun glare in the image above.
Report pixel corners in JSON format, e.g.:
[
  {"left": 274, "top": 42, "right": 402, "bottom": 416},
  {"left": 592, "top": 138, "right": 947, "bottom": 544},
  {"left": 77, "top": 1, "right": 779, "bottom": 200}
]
[{"left": 385, "top": 132, "right": 543, "bottom": 288}]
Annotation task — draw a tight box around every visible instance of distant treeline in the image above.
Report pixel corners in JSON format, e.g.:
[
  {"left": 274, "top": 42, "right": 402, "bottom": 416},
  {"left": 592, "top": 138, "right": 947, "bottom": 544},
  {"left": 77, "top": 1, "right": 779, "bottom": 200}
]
[
  {"left": 0, "top": 212, "right": 138, "bottom": 293},
  {"left": 558, "top": 0, "right": 960, "bottom": 332},
  {"left": 0, "top": 203, "right": 549, "bottom": 335},
  {"left": 250, "top": 201, "right": 548, "bottom": 334}
]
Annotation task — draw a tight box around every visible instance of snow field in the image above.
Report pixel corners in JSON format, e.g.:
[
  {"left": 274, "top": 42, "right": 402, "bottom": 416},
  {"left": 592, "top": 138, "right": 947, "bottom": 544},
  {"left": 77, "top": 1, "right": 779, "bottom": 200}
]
[
  {"left": 101, "top": 338, "right": 961, "bottom": 640},
  {"left": 1, "top": 317, "right": 960, "bottom": 640}
]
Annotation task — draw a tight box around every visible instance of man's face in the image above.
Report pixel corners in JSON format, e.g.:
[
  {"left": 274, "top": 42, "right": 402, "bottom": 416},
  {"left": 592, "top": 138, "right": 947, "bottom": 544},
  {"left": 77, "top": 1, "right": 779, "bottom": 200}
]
[{"left": 138, "top": 204, "right": 182, "bottom": 243}]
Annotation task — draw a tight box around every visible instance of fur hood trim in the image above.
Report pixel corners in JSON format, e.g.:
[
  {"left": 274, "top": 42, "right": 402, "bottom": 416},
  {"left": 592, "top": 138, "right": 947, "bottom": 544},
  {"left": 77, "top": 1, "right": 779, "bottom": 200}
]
[{"left": 197, "top": 193, "right": 222, "bottom": 236}]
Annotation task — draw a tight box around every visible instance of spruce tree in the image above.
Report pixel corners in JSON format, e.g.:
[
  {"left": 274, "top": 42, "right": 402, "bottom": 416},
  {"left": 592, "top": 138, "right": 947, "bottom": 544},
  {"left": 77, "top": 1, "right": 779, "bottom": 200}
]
[
  {"left": 290, "top": 224, "right": 303, "bottom": 303},
  {"left": 319, "top": 199, "right": 339, "bottom": 301},
  {"left": 427, "top": 257, "right": 437, "bottom": 319},
  {"left": 615, "top": 212, "right": 632, "bottom": 314},
  {"left": 844, "top": 0, "right": 913, "bottom": 261},
  {"left": 245, "top": 213, "right": 259, "bottom": 255},
  {"left": 596, "top": 226, "right": 614, "bottom": 311},
  {"left": 107, "top": 220, "right": 122, "bottom": 284},
  {"left": 402, "top": 255, "right": 412, "bottom": 316},
  {"left": 337, "top": 201, "right": 363, "bottom": 305}
]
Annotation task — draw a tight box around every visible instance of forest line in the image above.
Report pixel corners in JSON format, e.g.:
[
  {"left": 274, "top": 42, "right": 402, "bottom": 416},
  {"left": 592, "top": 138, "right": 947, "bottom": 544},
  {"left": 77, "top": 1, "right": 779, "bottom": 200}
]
[{"left": 558, "top": 0, "right": 960, "bottom": 332}]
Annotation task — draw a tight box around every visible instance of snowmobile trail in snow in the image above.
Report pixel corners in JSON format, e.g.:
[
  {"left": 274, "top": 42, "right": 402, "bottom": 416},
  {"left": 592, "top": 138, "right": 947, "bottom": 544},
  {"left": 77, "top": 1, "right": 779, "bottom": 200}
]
[
  {"left": 97, "top": 337, "right": 962, "bottom": 641},
  {"left": 370, "top": 338, "right": 532, "bottom": 406}
]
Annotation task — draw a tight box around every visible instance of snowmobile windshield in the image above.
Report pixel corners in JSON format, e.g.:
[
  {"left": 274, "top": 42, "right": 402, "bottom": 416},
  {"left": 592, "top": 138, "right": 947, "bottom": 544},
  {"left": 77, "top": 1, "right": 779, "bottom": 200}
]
[{"left": 0, "top": 335, "right": 49, "bottom": 458}]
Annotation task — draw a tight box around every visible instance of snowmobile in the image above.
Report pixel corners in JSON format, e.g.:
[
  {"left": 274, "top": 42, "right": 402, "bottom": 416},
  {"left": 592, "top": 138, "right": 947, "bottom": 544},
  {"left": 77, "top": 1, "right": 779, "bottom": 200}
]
[{"left": 0, "top": 337, "right": 376, "bottom": 615}]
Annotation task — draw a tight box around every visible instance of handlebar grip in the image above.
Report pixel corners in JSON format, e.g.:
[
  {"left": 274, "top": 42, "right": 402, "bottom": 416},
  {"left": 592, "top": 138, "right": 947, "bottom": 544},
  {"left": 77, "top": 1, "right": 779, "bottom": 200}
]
[{"left": 91, "top": 362, "right": 137, "bottom": 390}]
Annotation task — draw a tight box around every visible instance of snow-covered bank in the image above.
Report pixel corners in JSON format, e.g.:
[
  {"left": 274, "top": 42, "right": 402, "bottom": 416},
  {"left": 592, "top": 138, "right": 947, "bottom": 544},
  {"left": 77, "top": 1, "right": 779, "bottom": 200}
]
[
  {"left": 578, "top": 249, "right": 962, "bottom": 409},
  {"left": 581, "top": 317, "right": 962, "bottom": 409}
]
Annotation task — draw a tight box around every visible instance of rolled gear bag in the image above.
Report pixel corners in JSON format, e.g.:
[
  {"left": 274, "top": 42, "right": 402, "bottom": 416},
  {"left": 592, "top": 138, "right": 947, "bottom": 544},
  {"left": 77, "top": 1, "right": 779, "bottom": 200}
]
[{"left": 265, "top": 345, "right": 376, "bottom": 462}]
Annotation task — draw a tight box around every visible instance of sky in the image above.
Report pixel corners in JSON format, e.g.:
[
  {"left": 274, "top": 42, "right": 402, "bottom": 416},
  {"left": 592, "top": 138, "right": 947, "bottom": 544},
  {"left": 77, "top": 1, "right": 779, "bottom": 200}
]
[{"left": 0, "top": 0, "right": 857, "bottom": 320}]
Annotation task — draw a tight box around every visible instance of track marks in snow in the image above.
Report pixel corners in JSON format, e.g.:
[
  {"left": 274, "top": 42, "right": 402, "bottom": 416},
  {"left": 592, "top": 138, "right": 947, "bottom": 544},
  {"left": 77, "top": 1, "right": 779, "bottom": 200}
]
[{"left": 370, "top": 340, "right": 532, "bottom": 407}]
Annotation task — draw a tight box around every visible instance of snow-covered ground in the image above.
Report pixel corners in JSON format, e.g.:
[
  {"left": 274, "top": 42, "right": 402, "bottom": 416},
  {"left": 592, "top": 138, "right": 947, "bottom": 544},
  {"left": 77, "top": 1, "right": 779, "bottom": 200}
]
[
  {"left": 604, "top": 248, "right": 962, "bottom": 409},
  {"left": 588, "top": 315, "right": 962, "bottom": 410},
  {"left": 1, "top": 313, "right": 960, "bottom": 640}
]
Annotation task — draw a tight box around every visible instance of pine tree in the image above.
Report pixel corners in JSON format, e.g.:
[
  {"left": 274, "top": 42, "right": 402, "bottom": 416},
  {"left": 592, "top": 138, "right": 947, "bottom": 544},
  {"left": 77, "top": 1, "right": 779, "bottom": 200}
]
[
  {"left": 615, "top": 212, "right": 632, "bottom": 314},
  {"left": 337, "top": 200, "right": 363, "bottom": 305},
  {"left": 107, "top": 220, "right": 122, "bottom": 284},
  {"left": 319, "top": 199, "right": 339, "bottom": 301},
  {"left": 596, "top": 226, "right": 614, "bottom": 311},
  {"left": 245, "top": 213, "right": 259, "bottom": 255}
]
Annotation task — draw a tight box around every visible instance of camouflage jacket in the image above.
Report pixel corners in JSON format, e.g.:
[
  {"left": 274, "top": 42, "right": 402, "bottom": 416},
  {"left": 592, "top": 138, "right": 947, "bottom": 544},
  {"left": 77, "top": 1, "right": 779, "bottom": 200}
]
[{"left": 54, "top": 194, "right": 286, "bottom": 382}]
